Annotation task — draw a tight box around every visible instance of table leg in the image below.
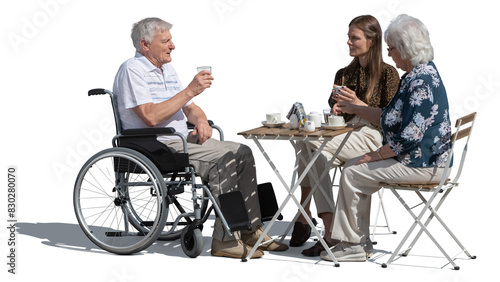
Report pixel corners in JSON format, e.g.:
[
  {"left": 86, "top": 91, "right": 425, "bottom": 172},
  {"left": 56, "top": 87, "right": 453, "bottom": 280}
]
[
  {"left": 281, "top": 131, "right": 354, "bottom": 243},
  {"left": 246, "top": 137, "right": 340, "bottom": 265},
  {"left": 243, "top": 131, "right": 353, "bottom": 267}
]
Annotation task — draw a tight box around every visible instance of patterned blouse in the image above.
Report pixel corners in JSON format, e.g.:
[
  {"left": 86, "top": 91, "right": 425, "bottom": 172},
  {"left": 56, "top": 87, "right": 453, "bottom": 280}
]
[
  {"left": 328, "top": 61, "right": 400, "bottom": 122},
  {"left": 381, "top": 62, "right": 452, "bottom": 168}
]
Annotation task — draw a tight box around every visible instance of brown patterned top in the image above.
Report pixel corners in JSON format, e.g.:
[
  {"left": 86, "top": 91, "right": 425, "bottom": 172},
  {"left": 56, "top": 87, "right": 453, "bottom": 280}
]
[{"left": 328, "top": 61, "right": 400, "bottom": 123}]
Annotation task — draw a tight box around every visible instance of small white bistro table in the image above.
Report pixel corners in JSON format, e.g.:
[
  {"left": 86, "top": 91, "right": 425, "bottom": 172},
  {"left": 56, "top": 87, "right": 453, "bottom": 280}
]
[{"left": 238, "top": 122, "right": 364, "bottom": 266}]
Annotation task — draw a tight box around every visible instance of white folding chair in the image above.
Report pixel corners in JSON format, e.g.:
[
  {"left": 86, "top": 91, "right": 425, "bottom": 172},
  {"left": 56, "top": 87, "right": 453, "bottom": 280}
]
[{"left": 379, "top": 112, "right": 477, "bottom": 270}]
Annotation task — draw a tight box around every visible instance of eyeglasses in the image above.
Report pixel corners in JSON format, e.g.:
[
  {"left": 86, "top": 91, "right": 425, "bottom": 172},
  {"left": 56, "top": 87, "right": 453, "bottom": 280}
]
[{"left": 387, "top": 47, "right": 396, "bottom": 53}]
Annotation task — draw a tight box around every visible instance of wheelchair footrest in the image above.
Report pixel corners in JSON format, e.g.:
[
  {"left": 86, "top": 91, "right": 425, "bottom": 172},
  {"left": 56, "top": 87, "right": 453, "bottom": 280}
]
[
  {"left": 105, "top": 231, "right": 145, "bottom": 237},
  {"left": 218, "top": 191, "right": 252, "bottom": 232}
]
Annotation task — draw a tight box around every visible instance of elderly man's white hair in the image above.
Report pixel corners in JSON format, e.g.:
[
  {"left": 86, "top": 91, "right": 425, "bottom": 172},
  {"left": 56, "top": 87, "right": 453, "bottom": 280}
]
[
  {"left": 384, "top": 14, "right": 434, "bottom": 66},
  {"left": 131, "top": 17, "right": 173, "bottom": 52}
]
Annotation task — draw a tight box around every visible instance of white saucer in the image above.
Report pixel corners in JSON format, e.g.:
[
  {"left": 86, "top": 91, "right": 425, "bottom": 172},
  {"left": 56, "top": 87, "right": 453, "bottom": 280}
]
[
  {"left": 262, "top": 121, "right": 286, "bottom": 128},
  {"left": 322, "top": 123, "right": 347, "bottom": 130}
]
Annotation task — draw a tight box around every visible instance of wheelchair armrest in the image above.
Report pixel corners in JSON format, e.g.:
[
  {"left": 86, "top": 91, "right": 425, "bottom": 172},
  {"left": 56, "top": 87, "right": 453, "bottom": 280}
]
[
  {"left": 186, "top": 120, "right": 214, "bottom": 129},
  {"left": 121, "top": 127, "right": 176, "bottom": 136},
  {"left": 186, "top": 120, "right": 223, "bottom": 141}
]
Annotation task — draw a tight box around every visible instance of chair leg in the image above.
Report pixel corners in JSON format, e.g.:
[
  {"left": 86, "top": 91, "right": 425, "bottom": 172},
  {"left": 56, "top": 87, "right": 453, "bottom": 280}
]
[
  {"left": 371, "top": 189, "right": 396, "bottom": 245},
  {"left": 403, "top": 189, "right": 476, "bottom": 260},
  {"left": 383, "top": 187, "right": 421, "bottom": 268},
  {"left": 383, "top": 188, "right": 461, "bottom": 270},
  {"left": 402, "top": 190, "right": 447, "bottom": 256},
  {"left": 331, "top": 166, "right": 341, "bottom": 188}
]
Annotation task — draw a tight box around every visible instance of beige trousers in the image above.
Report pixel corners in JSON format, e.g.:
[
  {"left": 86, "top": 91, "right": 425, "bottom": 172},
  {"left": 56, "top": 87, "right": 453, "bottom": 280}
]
[
  {"left": 165, "top": 137, "right": 261, "bottom": 241},
  {"left": 298, "top": 118, "right": 382, "bottom": 215},
  {"left": 331, "top": 156, "right": 449, "bottom": 244}
]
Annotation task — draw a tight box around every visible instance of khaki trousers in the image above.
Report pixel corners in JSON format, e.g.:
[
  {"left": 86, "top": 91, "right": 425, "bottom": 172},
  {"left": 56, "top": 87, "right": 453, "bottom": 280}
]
[
  {"left": 298, "top": 118, "right": 382, "bottom": 215},
  {"left": 165, "top": 137, "right": 261, "bottom": 241},
  {"left": 331, "top": 156, "right": 448, "bottom": 244}
]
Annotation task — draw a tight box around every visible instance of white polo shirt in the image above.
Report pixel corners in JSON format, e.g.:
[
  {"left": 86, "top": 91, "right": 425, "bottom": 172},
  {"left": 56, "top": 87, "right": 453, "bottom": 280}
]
[{"left": 113, "top": 52, "right": 192, "bottom": 141}]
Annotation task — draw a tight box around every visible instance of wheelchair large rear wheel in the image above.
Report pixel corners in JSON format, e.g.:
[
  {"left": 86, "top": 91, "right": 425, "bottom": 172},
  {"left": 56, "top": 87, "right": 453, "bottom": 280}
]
[{"left": 74, "top": 148, "right": 167, "bottom": 255}]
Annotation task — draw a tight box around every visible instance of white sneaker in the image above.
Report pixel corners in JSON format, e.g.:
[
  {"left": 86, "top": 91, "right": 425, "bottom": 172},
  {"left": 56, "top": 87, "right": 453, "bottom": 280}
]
[{"left": 320, "top": 241, "right": 367, "bottom": 262}]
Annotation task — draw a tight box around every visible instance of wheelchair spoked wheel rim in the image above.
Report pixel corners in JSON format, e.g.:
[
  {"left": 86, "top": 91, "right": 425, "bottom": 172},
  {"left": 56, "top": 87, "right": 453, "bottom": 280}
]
[{"left": 73, "top": 147, "right": 168, "bottom": 255}]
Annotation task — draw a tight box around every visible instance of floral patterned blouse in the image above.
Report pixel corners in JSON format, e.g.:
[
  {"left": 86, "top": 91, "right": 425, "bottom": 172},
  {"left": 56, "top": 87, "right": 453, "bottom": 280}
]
[{"left": 381, "top": 62, "right": 452, "bottom": 168}]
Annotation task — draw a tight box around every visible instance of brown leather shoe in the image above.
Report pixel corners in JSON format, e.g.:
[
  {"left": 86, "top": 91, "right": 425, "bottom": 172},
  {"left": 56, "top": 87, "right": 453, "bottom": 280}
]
[
  {"left": 289, "top": 222, "right": 311, "bottom": 247},
  {"left": 301, "top": 239, "right": 337, "bottom": 257},
  {"left": 241, "top": 226, "right": 289, "bottom": 252},
  {"left": 211, "top": 239, "right": 264, "bottom": 259}
]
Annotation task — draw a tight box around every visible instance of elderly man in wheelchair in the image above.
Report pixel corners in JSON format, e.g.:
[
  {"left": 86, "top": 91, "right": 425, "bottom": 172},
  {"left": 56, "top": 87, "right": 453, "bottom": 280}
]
[{"left": 73, "top": 17, "right": 287, "bottom": 259}]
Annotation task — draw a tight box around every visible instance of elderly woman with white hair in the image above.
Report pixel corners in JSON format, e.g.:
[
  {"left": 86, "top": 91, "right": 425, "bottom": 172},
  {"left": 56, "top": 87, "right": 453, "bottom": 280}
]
[{"left": 320, "top": 14, "right": 453, "bottom": 262}]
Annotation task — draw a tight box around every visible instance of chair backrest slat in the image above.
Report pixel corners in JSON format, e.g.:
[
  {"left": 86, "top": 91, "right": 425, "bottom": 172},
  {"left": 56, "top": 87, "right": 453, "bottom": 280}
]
[
  {"left": 455, "top": 112, "right": 476, "bottom": 128},
  {"left": 451, "top": 127, "right": 471, "bottom": 142},
  {"left": 452, "top": 112, "right": 476, "bottom": 142},
  {"left": 449, "top": 112, "right": 476, "bottom": 184}
]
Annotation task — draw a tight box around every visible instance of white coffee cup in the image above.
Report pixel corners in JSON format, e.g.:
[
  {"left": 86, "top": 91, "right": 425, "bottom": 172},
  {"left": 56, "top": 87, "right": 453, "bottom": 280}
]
[
  {"left": 328, "top": 115, "right": 345, "bottom": 126},
  {"left": 197, "top": 66, "right": 212, "bottom": 73},
  {"left": 307, "top": 112, "right": 322, "bottom": 128},
  {"left": 305, "top": 121, "right": 316, "bottom": 132},
  {"left": 266, "top": 113, "right": 281, "bottom": 124}
]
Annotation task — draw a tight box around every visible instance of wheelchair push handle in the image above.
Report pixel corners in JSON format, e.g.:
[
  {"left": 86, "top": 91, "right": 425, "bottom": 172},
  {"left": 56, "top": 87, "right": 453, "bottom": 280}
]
[{"left": 88, "top": 88, "right": 109, "bottom": 96}]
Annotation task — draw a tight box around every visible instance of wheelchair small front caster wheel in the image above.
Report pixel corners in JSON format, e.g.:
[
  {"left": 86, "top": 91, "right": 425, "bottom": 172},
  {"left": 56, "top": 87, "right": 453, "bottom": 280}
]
[
  {"left": 381, "top": 263, "right": 387, "bottom": 268},
  {"left": 181, "top": 227, "right": 204, "bottom": 258}
]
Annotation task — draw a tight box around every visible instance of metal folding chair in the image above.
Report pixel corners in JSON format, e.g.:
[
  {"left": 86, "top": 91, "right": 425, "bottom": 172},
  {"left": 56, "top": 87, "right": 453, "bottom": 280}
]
[{"left": 379, "top": 112, "right": 477, "bottom": 270}]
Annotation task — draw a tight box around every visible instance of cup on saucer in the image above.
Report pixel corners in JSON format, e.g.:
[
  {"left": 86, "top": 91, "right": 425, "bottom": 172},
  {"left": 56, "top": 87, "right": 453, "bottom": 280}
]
[
  {"left": 328, "top": 115, "right": 345, "bottom": 127},
  {"left": 266, "top": 113, "right": 281, "bottom": 124}
]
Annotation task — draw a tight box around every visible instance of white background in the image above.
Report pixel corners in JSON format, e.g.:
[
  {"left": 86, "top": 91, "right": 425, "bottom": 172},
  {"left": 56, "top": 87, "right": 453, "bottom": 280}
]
[{"left": 1, "top": 0, "right": 498, "bottom": 281}]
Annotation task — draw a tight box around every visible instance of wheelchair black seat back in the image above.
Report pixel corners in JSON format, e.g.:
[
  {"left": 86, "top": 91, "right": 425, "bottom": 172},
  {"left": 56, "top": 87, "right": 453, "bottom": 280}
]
[
  {"left": 74, "top": 88, "right": 256, "bottom": 257},
  {"left": 117, "top": 135, "right": 189, "bottom": 174}
]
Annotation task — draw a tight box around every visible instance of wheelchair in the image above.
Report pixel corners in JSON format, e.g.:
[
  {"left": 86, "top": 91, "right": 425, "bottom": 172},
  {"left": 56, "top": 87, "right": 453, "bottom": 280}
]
[{"left": 73, "top": 88, "right": 258, "bottom": 257}]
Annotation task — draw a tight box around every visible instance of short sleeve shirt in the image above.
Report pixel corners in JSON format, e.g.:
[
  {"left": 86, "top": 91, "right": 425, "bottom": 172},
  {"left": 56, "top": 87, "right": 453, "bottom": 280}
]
[{"left": 113, "top": 52, "right": 192, "bottom": 141}]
